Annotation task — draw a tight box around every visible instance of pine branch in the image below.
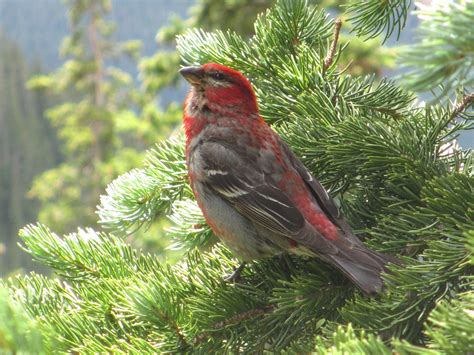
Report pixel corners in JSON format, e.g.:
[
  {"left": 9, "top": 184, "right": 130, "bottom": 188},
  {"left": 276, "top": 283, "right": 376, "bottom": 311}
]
[
  {"left": 0, "top": 285, "right": 51, "bottom": 353},
  {"left": 393, "top": 255, "right": 474, "bottom": 354},
  {"left": 19, "top": 224, "right": 161, "bottom": 280},
  {"left": 166, "top": 199, "right": 217, "bottom": 251},
  {"left": 345, "top": 0, "right": 411, "bottom": 43},
  {"left": 451, "top": 93, "right": 474, "bottom": 120},
  {"left": 339, "top": 174, "right": 474, "bottom": 341},
  {"left": 314, "top": 324, "right": 391, "bottom": 354},
  {"left": 193, "top": 306, "right": 275, "bottom": 346},
  {"left": 97, "top": 135, "right": 189, "bottom": 235},
  {"left": 399, "top": 1, "right": 474, "bottom": 101}
]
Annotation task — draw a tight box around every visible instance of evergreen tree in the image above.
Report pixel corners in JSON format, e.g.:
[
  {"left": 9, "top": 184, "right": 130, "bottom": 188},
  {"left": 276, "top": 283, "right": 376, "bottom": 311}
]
[
  {"left": 27, "top": 0, "right": 154, "bottom": 233},
  {"left": 1, "top": 0, "right": 473, "bottom": 352},
  {"left": 0, "top": 32, "right": 60, "bottom": 275}
]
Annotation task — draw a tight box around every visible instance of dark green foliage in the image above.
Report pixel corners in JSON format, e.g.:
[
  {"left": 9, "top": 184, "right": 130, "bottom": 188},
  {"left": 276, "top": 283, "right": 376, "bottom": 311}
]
[{"left": 191, "top": 0, "right": 274, "bottom": 37}]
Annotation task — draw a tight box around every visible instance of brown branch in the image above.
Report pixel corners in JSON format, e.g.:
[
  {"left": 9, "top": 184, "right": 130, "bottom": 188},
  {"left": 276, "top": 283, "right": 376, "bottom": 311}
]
[
  {"left": 324, "top": 19, "right": 342, "bottom": 71},
  {"left": 193, "top": 305, "right": 276, "bottom": 346},
  {"left": 451, "top": 93, "right": 474, "bottom": 120},
  {"left": 212, "top": 307, "right": 271, "bottom": 329},
  {"left": 155, "top": 308, "right": 189, "bottom": 349}
]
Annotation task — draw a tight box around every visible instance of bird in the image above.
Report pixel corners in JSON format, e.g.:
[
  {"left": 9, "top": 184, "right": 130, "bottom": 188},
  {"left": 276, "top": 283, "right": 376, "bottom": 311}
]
[{"left": 179, "top": 62, "right": 398, "bottom": 294}]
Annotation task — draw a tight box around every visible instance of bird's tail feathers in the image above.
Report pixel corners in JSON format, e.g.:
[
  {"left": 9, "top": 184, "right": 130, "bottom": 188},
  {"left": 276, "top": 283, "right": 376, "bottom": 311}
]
[{"left": 329, "top": 246, "right": 399, "bottom": 295}]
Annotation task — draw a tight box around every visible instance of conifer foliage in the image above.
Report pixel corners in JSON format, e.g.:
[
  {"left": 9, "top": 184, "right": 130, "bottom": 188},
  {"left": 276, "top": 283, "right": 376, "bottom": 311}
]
[{"left": 1, "top": 0, "right": 473, "bottom": 352}]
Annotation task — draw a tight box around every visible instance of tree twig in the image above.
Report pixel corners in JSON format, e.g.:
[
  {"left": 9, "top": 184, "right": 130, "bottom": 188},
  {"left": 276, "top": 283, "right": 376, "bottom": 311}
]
[
  {"left": 324, "top": 19, "right": 342, "bottom": 70},
  {"left": 192, "top": 305, "right": 276, "bottom": 346},
  {"left": 450, "top": 93, "right": 474, "bottom": 120},
  {"left": 156, "top": 308, "right": 189, "bottom": 350}
]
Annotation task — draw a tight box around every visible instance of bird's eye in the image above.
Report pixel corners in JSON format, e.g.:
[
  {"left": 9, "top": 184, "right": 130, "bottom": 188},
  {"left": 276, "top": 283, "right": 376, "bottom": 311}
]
[{"left": 210, "top": 71, "right": 225, "bottom": 81}]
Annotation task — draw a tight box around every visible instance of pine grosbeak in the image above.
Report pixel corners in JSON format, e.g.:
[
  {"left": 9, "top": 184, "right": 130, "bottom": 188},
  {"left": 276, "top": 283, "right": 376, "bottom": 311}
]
[{"left": 180, "top": 63, "right": 397, "bottom": 294}]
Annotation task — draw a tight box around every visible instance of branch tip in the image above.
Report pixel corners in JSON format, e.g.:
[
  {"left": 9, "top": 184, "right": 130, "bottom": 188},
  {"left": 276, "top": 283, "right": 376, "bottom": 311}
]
[
  {"left": 451, "top": 93, "right": 474, "bottom": 120},
  {"left": 324, "top": 18, "right": 342, "bottom": 70}
]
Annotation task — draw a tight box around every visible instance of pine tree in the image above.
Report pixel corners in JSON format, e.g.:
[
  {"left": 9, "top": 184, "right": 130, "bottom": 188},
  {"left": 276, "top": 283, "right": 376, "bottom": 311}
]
[
  {"left": 1, "top": 0, "right": 473, "bottom": 352},
  {"left": 26, "top": 0, "right": 150, "bottom": 233},
  {"left": 0, "top": 32, "right": 60, "bottom": 275}
]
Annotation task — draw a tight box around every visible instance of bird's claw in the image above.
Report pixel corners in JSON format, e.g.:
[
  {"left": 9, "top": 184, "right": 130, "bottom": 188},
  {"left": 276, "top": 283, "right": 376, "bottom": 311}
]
[{"left": 224, "top": 262, "right": 246, "bottom": 283}]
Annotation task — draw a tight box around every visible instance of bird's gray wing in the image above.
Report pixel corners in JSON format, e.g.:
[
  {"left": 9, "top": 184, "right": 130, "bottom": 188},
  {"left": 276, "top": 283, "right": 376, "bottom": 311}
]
[{"left": 196, "top": 141, "right": 305, "bottom": 236}]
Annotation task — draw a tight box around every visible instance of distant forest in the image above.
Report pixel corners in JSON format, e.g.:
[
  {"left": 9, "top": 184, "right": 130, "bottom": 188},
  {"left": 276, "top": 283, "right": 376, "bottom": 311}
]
[
  {"left": 0, "top": 0, "right": 192, "bottom": 274},
  {"left": 0, "top": 32, "right": 60, "bottom": 274},
  {"left": 0, "top": 0, "right": 192, "bottom": 70}
]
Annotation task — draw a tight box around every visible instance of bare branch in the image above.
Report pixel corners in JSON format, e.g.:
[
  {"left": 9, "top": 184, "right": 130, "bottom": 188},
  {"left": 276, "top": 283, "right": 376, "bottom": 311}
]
[
  {"left": 193, "top": 305, "right": 276, "bottom": 346},
  {"left": 324, "top": 19, "right": 342, "bottom": 70},
  {"left": 451, "top": 93, "right": 474, "bottom": 120}
]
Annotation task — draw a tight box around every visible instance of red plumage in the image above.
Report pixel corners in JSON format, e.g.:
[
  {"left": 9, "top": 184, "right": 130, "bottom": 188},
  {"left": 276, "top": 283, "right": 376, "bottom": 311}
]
[{"left": 180, "top": 63, "right": 398, "bottom": 294}]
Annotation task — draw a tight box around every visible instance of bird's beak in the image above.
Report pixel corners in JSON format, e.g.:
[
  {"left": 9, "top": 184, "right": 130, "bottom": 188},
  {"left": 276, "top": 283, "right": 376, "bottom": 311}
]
[{"left": 179, "top": 66, "right": 204, "bottom": 85}]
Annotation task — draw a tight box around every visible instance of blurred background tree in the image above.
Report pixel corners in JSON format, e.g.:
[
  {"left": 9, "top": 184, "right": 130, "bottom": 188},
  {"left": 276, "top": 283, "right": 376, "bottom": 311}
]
[
  {"left": 0, "top": 0, "right": 190, "bottom": 274},
  {"left": 26, "top": 0, "right": 149, "bottom": 232},
  {"left": 0, "top": 32, "right": 61, "bottom": 274},
  {"left": 399, "top": 0, "right": 474, "bottom": 103}
]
